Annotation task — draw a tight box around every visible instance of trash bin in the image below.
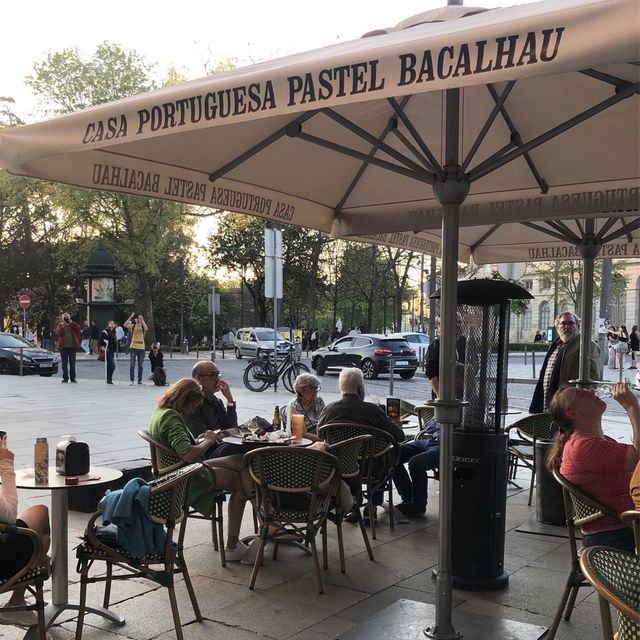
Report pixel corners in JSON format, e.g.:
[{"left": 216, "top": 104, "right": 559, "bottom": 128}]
[
  {"left": 210, "top": 350, "right": 216, "bottom": 362},
  {"left": 535, "top": 441, "right": 565, "bottom": 525},
  {"left": 181, "top": 339, "right": 189, "bottom": 355},
  {"left": 451, "top": 431, "right": 509, "bottom": 590}
]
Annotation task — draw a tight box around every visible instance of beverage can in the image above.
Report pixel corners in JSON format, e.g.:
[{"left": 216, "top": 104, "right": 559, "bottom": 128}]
[{"left": 34, "top": 437, "right": 49, "bottom": 485}]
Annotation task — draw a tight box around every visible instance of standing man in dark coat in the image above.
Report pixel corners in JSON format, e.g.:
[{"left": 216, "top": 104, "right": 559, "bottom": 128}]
[
  {"left": 530, "top": 311, "right": 601, "bottom": 413},
  {"left": 56, "top": 313, "right": 81, "bottom": 383}
]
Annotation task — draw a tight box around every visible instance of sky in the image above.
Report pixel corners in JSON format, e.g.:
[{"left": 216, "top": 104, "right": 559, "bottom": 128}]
[{"left": 2, "top": 0, "right": 534, "bottom": 122}]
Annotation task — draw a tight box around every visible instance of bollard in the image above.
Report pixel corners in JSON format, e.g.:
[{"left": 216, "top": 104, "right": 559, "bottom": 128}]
[
  {"left": 196, "top": 346, "right": 200, "bottom": 359},
  {"left": 388, "top": 358, "right": 394, "bottom": 396},
  {"left": 523, "top": 344, "right": 527, "bottom": 366},
  {"left": 19, "top": 347, "right": 24, "bottom": 376},
  {"left": 532, "top": 348, "right": 536, "bottom": 379}
]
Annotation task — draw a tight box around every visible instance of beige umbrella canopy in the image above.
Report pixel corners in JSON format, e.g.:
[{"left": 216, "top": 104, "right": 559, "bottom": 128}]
[
  {"left": 0, "top": 0, "right": 638, "bottom": 259},
  {"left": 1, "top": 1, "right": 638, "bottom": 637}
]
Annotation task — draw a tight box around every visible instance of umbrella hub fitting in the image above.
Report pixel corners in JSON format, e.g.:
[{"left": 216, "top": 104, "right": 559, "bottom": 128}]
[
  {"left": 432, "top": 398, "right": 466, "bottom": 425},
  {"left": 576, "top": 232, "right": 600, "bottom": 260},
  {"left": 433, "top": 164, "right": 469, "bottom": 205}
]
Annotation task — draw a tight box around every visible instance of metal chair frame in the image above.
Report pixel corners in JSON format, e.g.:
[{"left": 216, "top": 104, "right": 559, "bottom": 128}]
[
  {"left": 579, "top": 546, "right": 640, "bottom": 640},
  {"left": 244, "top": 446, "right": 341, "bottom": 594},
  {"left": 546, "top": 469, "right": 627, "bottom": 640},
  {"left": 75, "top": 464, "right": 203, "bottom": 640},
  {"left": 138, "top": 429, "right": 227, "bottom": 565},
  {"left": 0, "top": 523, "right": 49, "bottom": 640},
  {"left": 321, "top": 433, "right": 375, "bottom": 572},
  {"left": 506, "top": 413, "right": 554, "bottom": 504}
]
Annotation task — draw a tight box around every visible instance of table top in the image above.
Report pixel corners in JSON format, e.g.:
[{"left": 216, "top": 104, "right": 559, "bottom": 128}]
[
  {"left": 15, "top": 466, "right": 123, "bottom": 490},
  {"left": 222, "top": 436, "right": 312, "bottom": 449}
]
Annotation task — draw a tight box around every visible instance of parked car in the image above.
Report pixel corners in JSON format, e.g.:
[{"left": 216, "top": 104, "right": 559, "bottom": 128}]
[
  {"left": 388, "top": 332, "right": 430, "bottom": 349},
  {"left": 311, "top": 334, "right": 418, "bottom": 379},
  {"left": 0, "top": 332, "right": 59, "bottom": 376},
  {"left": 234, "top": 327, "right": 293, "bottom": 359}
]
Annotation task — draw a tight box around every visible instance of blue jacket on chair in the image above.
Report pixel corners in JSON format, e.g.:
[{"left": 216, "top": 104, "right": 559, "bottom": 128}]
[{"left": 99, "top": 477, "right": 166, "bottom": 557}]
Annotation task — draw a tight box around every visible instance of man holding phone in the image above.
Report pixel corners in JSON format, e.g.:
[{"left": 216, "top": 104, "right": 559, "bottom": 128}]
[{"left": 55, "top": 313, "right": 81, "bottom": 383}]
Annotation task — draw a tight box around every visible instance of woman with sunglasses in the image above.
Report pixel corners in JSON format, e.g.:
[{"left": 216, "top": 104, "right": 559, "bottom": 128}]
[{"left": 546, "top": 383, "right": 639, "bottom": 551}]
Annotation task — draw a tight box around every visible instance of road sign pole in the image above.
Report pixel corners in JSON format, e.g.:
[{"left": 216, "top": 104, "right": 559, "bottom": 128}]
[{"left": 211, "top": 286, "right": 216, "bottom": 362}]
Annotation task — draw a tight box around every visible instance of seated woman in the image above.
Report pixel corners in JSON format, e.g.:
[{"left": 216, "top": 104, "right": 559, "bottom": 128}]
[
  {"left": 0, "top": 434, "right": 50, "bottom": 627},
  {"left": 547, "top": 382, "right": 639, "bottom": 552},
  {"left": 148, "top": 343, "right": 167, "bottom": 386},
  {"left": 281, "top": 373, "right": 325, "bottom": 442},
  {"left": 148, "top": 378, "right": 254, "bottom": 561}
]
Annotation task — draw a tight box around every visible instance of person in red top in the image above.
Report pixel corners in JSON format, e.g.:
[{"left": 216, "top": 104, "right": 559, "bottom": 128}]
[
  {"left": 55, "top": 312, "right": 81, "bottom": 383},
  {"left": 546, "top": 382, "right": 639, "bottom": 552}
]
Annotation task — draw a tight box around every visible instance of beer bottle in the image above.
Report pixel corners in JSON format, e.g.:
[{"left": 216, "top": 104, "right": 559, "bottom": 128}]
[{"left": 272, "top": 406, "right": 281, "bottom": 430}]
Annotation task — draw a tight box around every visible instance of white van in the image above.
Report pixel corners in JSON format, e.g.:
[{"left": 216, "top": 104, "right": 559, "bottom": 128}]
[{"left": 234, "top": 327, "right": 292, "bottom": 359}]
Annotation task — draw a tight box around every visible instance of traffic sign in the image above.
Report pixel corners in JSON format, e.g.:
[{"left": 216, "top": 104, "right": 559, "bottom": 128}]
[{"left": 19, "top": 294, "right": 31, "bottom": 309}]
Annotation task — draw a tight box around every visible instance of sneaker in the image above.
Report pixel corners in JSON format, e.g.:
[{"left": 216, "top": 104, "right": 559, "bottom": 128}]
[
  {"left": 61, "top": 379, "right": 68, "bottom": 383},
  {"left": 106, "top": 381, "right": 114, "bottom": 385},
  {"left": 240, "top": 538, "right": 261, "bottom": 565},
  {"left": 129, "top": 382, "right": 134, "bottom": 386},
  {"left": 343, "top": 509, "right": 362, "bottom": 524},
  {"left": 0, "top": 604, "right": 38, "bottom": 627},
  {"left": 397, "top": 502, "right": 427, "bottom": 517},
  {"left": 224, "top": 541, "right": 249, "bottom": 562},
  {"left": 138, "top": 381, "right": 144, "bottom": 385},
  {"left": 70, "top": 380, "right": 77, "bottom": 383}
]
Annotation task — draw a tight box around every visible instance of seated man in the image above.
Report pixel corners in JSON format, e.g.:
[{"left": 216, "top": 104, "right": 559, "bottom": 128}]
[
  {"left": 392, "top": 324, "right": 464, "bottom": 517},
  {"left": 185, "top": 361, "right": 242, "bottom": 457},
  {"left": 317, "top": 368, "right": 405, "bottom": 522}
]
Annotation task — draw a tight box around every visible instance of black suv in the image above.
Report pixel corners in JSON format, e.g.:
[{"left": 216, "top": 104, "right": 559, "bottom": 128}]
[{"left": 311, "top": 334, "right": 418, "bottom": 379}]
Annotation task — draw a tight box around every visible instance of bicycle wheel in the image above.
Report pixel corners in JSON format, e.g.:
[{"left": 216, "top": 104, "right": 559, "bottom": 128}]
[
  {"left": 282, "top": 362, "right": 311, "bottom": 393},
  {"left": 243, "top": 361, "right": 272, "bottom": 392}
]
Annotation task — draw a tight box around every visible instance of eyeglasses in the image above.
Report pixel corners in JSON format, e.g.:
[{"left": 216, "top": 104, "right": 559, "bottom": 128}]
[
  {"left": 558, "top": 321, "right": 576, "bottom": 327},
  {"left": 201, "top": 371, "right": 221, "bottom": 379}
]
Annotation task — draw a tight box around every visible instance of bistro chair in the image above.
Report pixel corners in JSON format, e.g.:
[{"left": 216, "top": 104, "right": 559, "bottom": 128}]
[
  {"left": 322, "top": 433, "right": 375, "bottom": 573},
  {"left": 0, "top": 523, "right": 49, "bottom": 640},
  {"left": 75, "top": 464, "right": 203, "bottom": 640},
  {"left": 317, "top": 421, "right": 400, "bottom": 540},
  {"left": 244, "top": 446, "right": 341, "bottom": 594},
  {"left": 546, "top": 469, "right": 627, "bottom": 640},
  {"left": 579, "top": 546, "right": 640, "bottom": 640},
  {"left": 506, "top": 413, "right": 554, "bottom": 504},
  {"left": 138, "top": 429, "right": 227, "bottom": 565}
]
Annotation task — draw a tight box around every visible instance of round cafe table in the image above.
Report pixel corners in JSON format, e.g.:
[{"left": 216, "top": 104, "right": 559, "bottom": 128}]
[
  {"left": 222, "top": 435, "right": 312, "bottom": 449},
  {"left": 15, "top": 466, "right": 125, "bottom": 638}
]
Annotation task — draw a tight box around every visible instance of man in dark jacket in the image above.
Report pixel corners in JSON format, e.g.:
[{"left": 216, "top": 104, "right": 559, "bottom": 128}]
[
  {"left": 318, "top": 367, "right": 404, "bottom": 522},
  {"left": 56, "top": 312, "right": 81, "bottom": 383},
  {"left": 530, "top": 311, "right": 601, "bottom": 413}
]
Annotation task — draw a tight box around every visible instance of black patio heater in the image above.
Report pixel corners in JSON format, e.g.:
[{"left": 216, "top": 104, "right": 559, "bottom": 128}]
[{"left": 431, "top": 278, "right": 532, "bottom": 590}]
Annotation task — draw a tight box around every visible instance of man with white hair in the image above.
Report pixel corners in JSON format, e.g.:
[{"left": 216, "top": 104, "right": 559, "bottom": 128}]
[
  {"left": 317, "top": 368, "right": 405, "bottom": 523},
  {"left": 530, "top": 311, "right": 601, "bottom": 413}
]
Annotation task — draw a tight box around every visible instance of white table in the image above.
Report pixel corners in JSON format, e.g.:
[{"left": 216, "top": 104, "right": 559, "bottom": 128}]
[{"left": 15, "top": 466, "right": 125, "bottom": 637}]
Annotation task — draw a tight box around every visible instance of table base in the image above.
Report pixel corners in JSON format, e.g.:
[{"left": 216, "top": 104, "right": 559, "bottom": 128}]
[{"left": 24, "top": 601, "right": 125, "bottom": 640}]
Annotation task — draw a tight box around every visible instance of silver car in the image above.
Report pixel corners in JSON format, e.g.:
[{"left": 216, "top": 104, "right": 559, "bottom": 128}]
[{"left": 234, "top": 327, "right": 292, "bottom": 359}]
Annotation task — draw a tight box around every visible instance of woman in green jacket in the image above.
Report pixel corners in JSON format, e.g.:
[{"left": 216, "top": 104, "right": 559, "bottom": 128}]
[{"left": 148, "top": 378, "right": 254, "bottom": 562}]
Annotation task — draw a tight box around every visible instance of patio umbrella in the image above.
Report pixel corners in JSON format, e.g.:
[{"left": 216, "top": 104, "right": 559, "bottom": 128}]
[{"left": 1, "top": 1, "right": 638, "bottom": 636}]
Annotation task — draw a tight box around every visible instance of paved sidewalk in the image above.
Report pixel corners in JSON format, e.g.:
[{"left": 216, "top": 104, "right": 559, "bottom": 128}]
[{"left": 0, "top": 357, "right": 636, "bottom": 640}]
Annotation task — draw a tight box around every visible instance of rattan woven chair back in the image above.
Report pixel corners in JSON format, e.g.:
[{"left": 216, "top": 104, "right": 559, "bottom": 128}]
[
  {"left": 317, "top": 421, "right": 400, "bottom": 539},
  {"left": 0, "top": 523, "right": 48, "bottom": 640},
  {"left": 545, "top": 468, "right": 626, "bottom": 640},
  {"left": 75, "top": 463, "right": 203, "bottom": 640},
  {"left": 243, "top": 446, "right": 341, "bottom": 593},
  {"left": 579, "top": 546, "right": 640, "bottom": 640},
  {"left": 138, "top": 429, "right": 227, "bottom": 564},
  {"left": 506, "top": 412, "right": 554, "bottom": 505}
]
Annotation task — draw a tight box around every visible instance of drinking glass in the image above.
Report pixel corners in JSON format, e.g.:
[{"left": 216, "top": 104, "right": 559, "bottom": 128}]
[
  {"left": 291, "top": 414, "right": 304, "bottom": 440},
  {"left": 594, "top": 377, "right": 632, "bottom": 399}
]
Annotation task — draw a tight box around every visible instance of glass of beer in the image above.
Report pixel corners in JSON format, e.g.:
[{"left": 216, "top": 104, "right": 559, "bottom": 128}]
[{"left": 291, "top": 414, "right": 304, "bottom": 440}]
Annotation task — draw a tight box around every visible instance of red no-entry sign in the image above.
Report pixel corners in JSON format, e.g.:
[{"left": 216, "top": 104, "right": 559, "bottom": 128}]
[{"left": 19, "top": 294, "right": 31, "bottom": 309}]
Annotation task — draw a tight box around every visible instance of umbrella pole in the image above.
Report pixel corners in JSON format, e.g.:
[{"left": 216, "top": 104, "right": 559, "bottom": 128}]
[
  {"left": 426, "top": 86, "right": 468, "bottom": 640},
  {"left": 576, "top": 219, "right": 599, "bottom": 386}
]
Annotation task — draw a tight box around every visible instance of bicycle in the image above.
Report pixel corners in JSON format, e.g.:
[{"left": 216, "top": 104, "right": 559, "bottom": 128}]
[{"left": 243, "top": 345, "right": 310, "bottom": 392}]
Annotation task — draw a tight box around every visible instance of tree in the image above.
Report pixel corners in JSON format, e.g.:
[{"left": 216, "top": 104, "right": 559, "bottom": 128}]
[{"left": 26, "top": 43, "right": 197, "bottom": 342}]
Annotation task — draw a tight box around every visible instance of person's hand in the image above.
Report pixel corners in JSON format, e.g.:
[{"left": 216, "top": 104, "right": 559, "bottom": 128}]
[
  {"left": 202, "top": 430, "right": 220, "bottom": 445},
  {"left": 214, "top": 378, "right": 234, "bottom": 403},
  {"left": 0, "top": 437, "right": 15, "bottom": 462},
  {"left": 612, "top": 382, "right": 637, "bottom": 409}
]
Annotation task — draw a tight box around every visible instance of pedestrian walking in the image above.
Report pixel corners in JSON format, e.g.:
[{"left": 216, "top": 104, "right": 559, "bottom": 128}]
[
  {"left": 630, "top": 325, "right": 639, "bottom": 369},
  {"left": 101, "top": 320, "right": 117, "bottom": 384}
]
